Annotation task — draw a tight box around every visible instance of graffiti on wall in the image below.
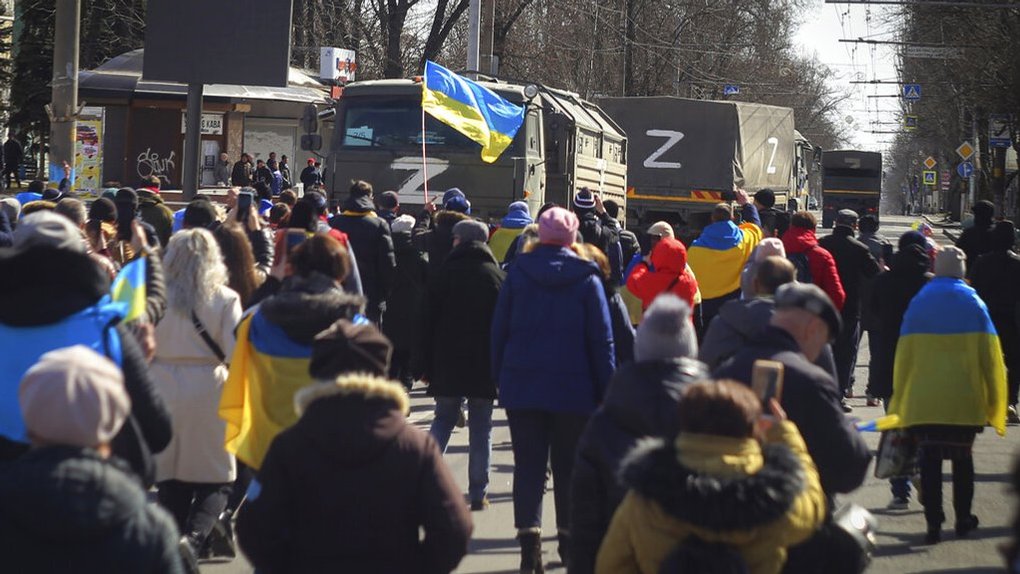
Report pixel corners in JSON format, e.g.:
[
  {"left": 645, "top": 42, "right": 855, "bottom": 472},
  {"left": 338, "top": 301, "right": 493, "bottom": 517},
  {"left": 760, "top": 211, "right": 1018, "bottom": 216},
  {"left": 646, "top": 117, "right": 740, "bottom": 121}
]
[{"left": 137, "top": 148, "right": 177, "bottom": 183}]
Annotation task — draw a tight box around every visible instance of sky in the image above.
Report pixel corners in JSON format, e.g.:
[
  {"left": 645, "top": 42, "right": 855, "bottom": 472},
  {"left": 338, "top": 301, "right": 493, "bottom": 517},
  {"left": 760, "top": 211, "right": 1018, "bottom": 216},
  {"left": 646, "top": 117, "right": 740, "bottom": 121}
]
[{"left": 794, "top": 0, "right": 902, "bottom": 152}]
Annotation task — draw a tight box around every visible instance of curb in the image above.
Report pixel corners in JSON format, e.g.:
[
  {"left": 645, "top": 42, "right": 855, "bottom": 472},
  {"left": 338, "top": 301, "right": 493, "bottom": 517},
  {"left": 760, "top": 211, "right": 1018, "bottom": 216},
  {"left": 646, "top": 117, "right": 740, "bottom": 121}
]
[{"left": 922, "top": 214, "right": 960, "bottom": 229}]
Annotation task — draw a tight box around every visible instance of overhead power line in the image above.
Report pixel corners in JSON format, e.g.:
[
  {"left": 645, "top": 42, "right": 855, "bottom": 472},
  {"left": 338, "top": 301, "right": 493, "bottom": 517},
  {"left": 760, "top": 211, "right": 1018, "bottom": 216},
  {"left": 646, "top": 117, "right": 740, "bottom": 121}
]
[{"left": 826, "top": 0, "right": 1020, "bottom": 7}]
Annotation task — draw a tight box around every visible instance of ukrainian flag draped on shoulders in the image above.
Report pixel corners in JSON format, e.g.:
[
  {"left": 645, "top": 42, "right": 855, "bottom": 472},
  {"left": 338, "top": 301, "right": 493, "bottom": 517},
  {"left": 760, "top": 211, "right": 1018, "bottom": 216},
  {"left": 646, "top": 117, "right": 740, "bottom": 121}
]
[
  {"left": 889, "top": 277, "right": 1007, "bottom": 435},
  {"left": 687, "top": 219, "right": 762, "bottom": 300},
  {"left": 422, "top": 60, "right": 526, "bottom": 163},
  {"left": 219, "top": 311, "right": 316, "bottom": 470}
]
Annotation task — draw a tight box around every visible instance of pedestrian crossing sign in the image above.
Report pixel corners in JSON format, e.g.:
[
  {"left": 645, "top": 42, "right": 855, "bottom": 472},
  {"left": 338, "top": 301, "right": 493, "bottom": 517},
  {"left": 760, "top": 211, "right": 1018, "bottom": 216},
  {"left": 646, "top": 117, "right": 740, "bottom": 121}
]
[
  {"left": 903, "top": 84, "right": 922, "bottom": 102},
  {"left": 922, "top": 170, "right": 937, "bottom": 185}
]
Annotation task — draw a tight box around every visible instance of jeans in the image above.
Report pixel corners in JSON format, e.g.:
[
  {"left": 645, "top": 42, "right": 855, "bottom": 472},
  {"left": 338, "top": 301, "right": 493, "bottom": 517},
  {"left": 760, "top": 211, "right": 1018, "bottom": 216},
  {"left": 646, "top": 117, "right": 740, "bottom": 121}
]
[
  {"left": 157, "top": 480, "right": 231, "bottom": 542},
  {"left": 833, "top": 315, "right": 862, "bottom": 395},
  {"left": 506, "top": 409, "right": 588, "bottom": 531},
  {"left": 430, "top": 396, "right": 494, "bottom": 502}
]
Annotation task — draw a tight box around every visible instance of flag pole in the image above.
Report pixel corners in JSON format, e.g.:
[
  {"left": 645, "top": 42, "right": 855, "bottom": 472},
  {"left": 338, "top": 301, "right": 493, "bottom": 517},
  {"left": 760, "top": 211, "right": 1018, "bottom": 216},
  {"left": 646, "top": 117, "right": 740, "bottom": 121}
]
[{"left": 421, "top": 107, "right": 429, "bottom": 205}]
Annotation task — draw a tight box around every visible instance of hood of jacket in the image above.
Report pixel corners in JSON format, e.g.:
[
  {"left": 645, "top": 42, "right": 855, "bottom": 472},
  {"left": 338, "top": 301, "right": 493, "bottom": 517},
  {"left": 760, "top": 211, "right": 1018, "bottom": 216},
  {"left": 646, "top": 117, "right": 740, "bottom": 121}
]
[
  {"left": 515, "top": 244, "right": 600, "bottom": 288},
  {"left": 619, "top": 435, "right": 803, "bottom": 532},
  {"left": 447, "top": 240, "right": 498, "bottom": 266},
  {"left": 692, "top": 220, "right": 742, "bottom": 251},
  {"left": 259, "top": 273, "right": 364, "bottom": 344},
  {"left": 292, "top": 375, "right": 410, "bottom": 467},
  {"left": 716, "top": 297, "right": 776, "bottom": 340},
  {"left": 602, "top": 358, "right": 708, "bottom": 438},
  {"left": 342, "top": 195, "right": 376, "bottom": 214},
  {"left": 0, "top": 447, "right": 147, "bottom": 542},
  {"left": 782, "top": 226, "right": 819, "bottom": 254},
  {"left": 649, "top": 237, "right": 688, "bottom": 274},
  {"left": 501, "top": 202, "right": 533, "bottom": 229},
  {"left": 0, "top": 246, "right": 109, "bottom": 326},
  {"left": 891, "top": 244, "right": 931, "bottom": 276},
  {"left": 136, "top": 188, "right": 164, "bottom": 205}
]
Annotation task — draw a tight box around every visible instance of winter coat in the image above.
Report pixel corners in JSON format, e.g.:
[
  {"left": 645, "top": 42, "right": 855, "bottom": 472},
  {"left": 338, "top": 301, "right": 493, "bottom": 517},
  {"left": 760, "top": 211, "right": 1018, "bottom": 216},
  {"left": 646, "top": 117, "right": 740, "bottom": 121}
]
[
  {"left": 818, "top": 226, "right": 881, "bottom": 320},
  {"left": 626, "top": 237, "right": 698, "bottom": 310},
  {"left": 688, "top": 218, "right": 763, "bottom": 301},
  {"left": 578, "top": 211, "right": 624, "bottom": 285},
  {"left": 781, "top": 226, "right": 846, "bottom": 311},
  {"left": 299, "top": 165, "right": 321, "bottom": 190},
  {"left": 890, "top": 277, "right": 1008, "bottom": 435},
  {"left": 136, "top": 189, "right": 175, "bottom": 248},
  {"left": 214, "top": 160, "right": 231, "bottom": 186},
  {"left": 0, "top": 246, "right": 172, "bottom": 485},
  {"left": 330, "top": 195, "right": 397, "bottom": 314},
  {"left": 595, "top": 421, "right": 826, "bottom": 574},
  {"left": 866, "top": 246, "right": 932, "bottom": 400},
  {"left": 0, "top": 447, "right": 183, "bottom": 574},
  {"left": 279, "top": 163, "right": 292, "bottom": 189},
  {"left": 956, "top": 215, "right": 996, "bottom": 276},
  {"left": 972, "top": 249, "right": 1020, "bottom": 336},
  {"left": 151, "top": 285, "right": 241, "bottom": 484},
  {"left": 713, "top": 326, "right": 871, "bottom": 497},
  {"left": 236, "top": 376, "right": 472, "bottom": 574},
  {"left": 270, "top": 170, "right": 283, "bottom": 195},
  {"left": 0, "top": 209, "right": 12, "bottom": 248},
  {"left": 231, "top": 161, "right": 253, "bottom": 187},
  {"left": 414, "top": 209, "right": 471, "bottom": 279},
  {"left": 3, "top": 138, "right": 23, "bottom": 166},
  {"left": 491, "top": 244, "right": 616, "bottom": 414},
  {"left": 858, "top": 231, "right": 893, "bottom": 267},
  {"left": 422, "top": 241, "right": 504, "bottom": 399},
  {"left": 570, "top": 357, "right": 709, "bottom": 574},
  {"left": 489, "top": 204, "right": 532, "bottom": 263},
  {"left": 607, "top": 288, "right": 636, "bottom": 366},
  {"left": 254, "top": 166, "right": 273, "bottom": 187},
  {"left": 220, "top": 273, "right": 365, "bottom": 470},
  {"left": 383, "top": 231, "right": 429, "bottom": 351}
]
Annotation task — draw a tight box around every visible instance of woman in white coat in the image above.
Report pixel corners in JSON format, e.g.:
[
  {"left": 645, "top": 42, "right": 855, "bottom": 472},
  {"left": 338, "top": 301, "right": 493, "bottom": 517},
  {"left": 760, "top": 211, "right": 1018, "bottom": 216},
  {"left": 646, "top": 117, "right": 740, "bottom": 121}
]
[{"left": 152, "top": 228, "right": 242, "bottom": 557}]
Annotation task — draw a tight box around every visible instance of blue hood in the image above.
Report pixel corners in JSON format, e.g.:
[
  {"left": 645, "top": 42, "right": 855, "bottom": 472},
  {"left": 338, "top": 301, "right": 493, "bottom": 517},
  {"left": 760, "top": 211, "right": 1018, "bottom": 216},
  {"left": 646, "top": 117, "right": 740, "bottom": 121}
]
[
  {"left": 501, "top": 201, "right": 533, "bottom": 229},
  {"left": 515, "top": 245, "right": 600, "bottom": 288},
  {"left": 692, "top": 220, "right": 742, "bottom": 251}
]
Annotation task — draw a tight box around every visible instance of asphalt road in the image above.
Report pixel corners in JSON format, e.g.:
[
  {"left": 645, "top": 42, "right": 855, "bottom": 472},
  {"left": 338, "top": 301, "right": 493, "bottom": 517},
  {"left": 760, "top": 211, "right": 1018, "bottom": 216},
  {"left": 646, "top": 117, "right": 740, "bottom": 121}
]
[{"left": 205, "top": 214, "right": 1020, "bottom": 573}]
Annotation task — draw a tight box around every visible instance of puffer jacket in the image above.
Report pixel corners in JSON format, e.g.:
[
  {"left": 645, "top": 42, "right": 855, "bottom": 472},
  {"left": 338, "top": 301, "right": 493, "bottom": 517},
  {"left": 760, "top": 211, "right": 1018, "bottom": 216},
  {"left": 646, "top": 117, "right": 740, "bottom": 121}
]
[
  {"left": 781, "top": 226, "right": 845, "bottom": 311},
  {"left": 595, "top": 421, "right": 826, "bottom": 574},
  {"left": 491, "top": 244, "right": 615, "bottom": 414},
  {"left": 0, "top": 446, "right": 183, "bottom": 573},
  {"left": 627, "top": 237, "right": 698, "bottom": 311},
  {"left": 237, "top": 375, "right": 472, "bottom": 574},
  {"left": 570, "top": 357, "right": 709, "bottom": 574},
  {"left": 136, "top": 188, "right": 175, "bottom": 248}
]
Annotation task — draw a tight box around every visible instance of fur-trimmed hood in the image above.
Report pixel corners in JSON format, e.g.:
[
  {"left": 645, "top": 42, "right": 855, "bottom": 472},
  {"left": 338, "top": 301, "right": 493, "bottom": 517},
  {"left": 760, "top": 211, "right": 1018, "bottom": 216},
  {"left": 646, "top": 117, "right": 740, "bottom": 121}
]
[
  {"left": 435, "top": 210, "right": 470, "bottom": 230},
  {"left": 291, "top": 374, "right": 412, "bottom": 466},
  {"left": 619, "top": 435, "right": 805, "bottom": 533},
  {"left": 259, "top": 272, "right": 365, "bottom": 344}
]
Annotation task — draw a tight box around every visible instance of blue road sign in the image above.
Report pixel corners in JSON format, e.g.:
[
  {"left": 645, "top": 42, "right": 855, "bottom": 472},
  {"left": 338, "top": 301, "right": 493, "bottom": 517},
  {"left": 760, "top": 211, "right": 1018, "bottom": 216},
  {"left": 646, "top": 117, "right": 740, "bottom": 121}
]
[
  {"left": 723, "top": 84, "right": 740, "bottom": 96},
  {"left": 957, "top": 161, "right": 974, "bottom": 178},
  {"left": 903, "top": 83, "right": 922, "bottom": 102},
  {"left": 989, "top": 114, "right": 1011, "bottom": 148}
]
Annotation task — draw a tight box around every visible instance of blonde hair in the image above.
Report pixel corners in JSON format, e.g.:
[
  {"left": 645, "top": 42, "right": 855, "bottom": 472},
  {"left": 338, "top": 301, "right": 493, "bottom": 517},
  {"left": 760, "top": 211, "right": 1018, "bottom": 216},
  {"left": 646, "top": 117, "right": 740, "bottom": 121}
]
[
  {"left": 572, "top": 243, "right": 610, "bottom": 279},
  {"left": 519, "top": 223, "right": 541, "bottom": 254},
  {"left": 164, "top": 228, "right": 229, "bottom": 312}
]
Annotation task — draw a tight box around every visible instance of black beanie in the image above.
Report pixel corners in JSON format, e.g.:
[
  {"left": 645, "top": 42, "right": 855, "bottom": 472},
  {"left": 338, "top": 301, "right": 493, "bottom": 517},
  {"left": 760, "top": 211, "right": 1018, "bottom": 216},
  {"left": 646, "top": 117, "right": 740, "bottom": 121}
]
[
  {"left": 310, "top": 319, "right": 393, "bottom": 379},
  {"left": 88, "top": 197, "right": 118, "bottom": 223}
]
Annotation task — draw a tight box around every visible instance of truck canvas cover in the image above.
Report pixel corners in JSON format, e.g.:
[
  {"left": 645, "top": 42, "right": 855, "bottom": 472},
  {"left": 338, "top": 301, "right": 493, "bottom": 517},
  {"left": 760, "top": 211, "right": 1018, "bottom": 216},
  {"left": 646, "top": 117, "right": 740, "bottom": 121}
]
[{"left": 598, "top": 97, "right": 795, "bottom": 197}]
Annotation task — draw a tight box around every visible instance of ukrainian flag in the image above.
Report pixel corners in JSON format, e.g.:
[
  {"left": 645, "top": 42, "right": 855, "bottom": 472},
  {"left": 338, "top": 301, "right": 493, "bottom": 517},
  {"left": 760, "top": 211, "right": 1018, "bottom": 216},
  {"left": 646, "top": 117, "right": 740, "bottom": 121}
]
[
  {"left": 111, "top": 257, "right": 147, "bottom": 322},
  {"left": 422, "top": 60, "right": 526, "bottom": 163},
  {"left": 687, "top": 221, "right": 762, "bottom": 300},
  {"left": 889, "top": 277, "right": 1007, "bottom": 435}
]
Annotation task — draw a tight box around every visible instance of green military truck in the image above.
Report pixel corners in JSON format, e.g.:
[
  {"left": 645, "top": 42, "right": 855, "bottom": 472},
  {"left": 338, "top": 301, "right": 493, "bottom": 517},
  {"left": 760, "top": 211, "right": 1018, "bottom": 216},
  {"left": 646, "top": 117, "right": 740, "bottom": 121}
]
[{"left": 311, "top": 78, "right": 627, "bottom": 222}]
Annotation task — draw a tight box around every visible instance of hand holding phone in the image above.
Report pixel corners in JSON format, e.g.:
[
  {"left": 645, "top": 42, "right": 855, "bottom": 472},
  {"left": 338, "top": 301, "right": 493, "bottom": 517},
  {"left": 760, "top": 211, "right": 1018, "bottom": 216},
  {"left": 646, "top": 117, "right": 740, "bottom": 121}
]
[
  {"left": 236, "top": 191, "right": 254, "bottom": 223},
  {"left": 752, "top": 360, "right": 785, "bottom": 405}
]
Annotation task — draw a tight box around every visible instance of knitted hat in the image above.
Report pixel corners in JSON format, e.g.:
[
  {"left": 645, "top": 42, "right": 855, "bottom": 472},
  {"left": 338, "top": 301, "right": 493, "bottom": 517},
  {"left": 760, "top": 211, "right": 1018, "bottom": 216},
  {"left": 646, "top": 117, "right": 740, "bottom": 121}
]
[
  {"left": 646, "top": 221, "right": 675, "bottom": 238},
  {"left": 442, "top": 188, "right": 466, "bottom": 205},
  {"left": 183, "top": 199, "right": 219, "bottom": 229},
  {"left": 898, "top": 230, "right": 927, "bottom": 251},
  {"left": 538, "top": 207, "right": 579, "bottom": 247},
  {"left": 310, "top": 319, "right": 394, "bottom": 379},
  {"left": 453, "top": 219, "right": 489, "bottom": 243},
  {"left": 634, "top": 294, "right": 698, "bottom": 362},
  {"left": 377, "top": 191, "right": 399, "bottom": 210},
  {"left": 0, "top": 196, "right": 22, "bottom": 223},
  {"left": 754, "top": 237, "right": 786, "bottom": 262},
  {"left": 573, "top": 187, "right": 596, "bottom": 211},
  {"left": 19, "top": 346, "right": 131, "bottom": 448},
  {"left": 88, "top": 197, "right": 117, "bottom": 223},
  {"left": 444, "top": 195, "right": 471, "bottom": 214},
  {"left": 754, "top": 189, "right": 776, "bottom": 208},
  {"left": 390, "top": 214, "right": 415, "bottom": 234},
  {"left": 934, "top": 246, "right": 966, "bottom": 279},
  {"left": 13, "top": 211, "right": 87, "bottom": 253}
]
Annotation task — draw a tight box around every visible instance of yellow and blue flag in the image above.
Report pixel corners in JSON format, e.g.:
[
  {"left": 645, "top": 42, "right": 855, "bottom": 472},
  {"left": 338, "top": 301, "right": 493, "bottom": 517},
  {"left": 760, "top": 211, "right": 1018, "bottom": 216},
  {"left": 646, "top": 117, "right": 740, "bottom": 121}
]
[
  {"left": 111, "top": 257, "right": 147, "bottom": 322},
  {"left": 422, "top": 60, "right": 526, "bottom": 163},
  {"left": 889, "top": 277, "right": 1008, "bottom": 435}
]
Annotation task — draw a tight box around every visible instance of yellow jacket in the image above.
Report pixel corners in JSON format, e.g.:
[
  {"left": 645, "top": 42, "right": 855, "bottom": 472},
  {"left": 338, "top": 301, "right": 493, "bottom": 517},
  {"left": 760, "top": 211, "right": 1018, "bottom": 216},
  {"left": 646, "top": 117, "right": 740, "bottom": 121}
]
[
  {"left": 595, "top": 421, "right": 826, "bottom": 574},
  {"left": 488, "top": 226, "right": 525, "bottom": 263}
]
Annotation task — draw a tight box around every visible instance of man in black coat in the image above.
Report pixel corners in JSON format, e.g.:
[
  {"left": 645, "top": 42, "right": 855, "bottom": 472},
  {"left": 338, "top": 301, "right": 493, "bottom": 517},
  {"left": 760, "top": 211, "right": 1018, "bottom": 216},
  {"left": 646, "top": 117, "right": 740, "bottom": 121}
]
[
  {"left": 573, "top": 187, "right": 623, "bottom": 285},
  {"left": 3, "top": 132, "right": 23, "bottom": 188},
  {"left": 230, "top": 153, "right": 253, "bottom": 187},
  {"left": 714, "top": 283, "right": 871, "bottom": 573},
  {"left": 421, "top": 220, "right": 504, "bottom": 510},
  {"left": 330, "top": 180, "right": 396, "bottom": 325},
  {"left": 956, "top": 200, "right": 997, "bottom": 276},
  {"left": 570, "top": 294, "right": 706, "bottom": 574},
  {"left": 383, "top": 215, "right": 428, "bottom": 389},
  {"left": 299, "top": 158, "right": 322, "bottom": 190},
  {"left": 818, "top": 209, "right": 881, "bottom": 406},
  {"left": 413, "top": 187, "right": 472, "bottom": 280}
]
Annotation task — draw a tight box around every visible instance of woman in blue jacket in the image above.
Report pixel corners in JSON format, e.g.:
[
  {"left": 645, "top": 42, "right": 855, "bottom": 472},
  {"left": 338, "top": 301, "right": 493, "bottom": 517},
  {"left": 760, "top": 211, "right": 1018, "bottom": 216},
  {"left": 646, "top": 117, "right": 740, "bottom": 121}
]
[{"left": 491, "top": 206, "right": 616, "bottom": 573}]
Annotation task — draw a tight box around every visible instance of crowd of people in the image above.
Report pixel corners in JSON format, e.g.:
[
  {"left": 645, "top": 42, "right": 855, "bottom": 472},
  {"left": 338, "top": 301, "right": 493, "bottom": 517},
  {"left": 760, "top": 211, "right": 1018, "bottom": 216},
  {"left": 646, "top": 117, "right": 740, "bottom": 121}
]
[{"left": 0, "top": 176, "right": 1016, "bottom": 574}]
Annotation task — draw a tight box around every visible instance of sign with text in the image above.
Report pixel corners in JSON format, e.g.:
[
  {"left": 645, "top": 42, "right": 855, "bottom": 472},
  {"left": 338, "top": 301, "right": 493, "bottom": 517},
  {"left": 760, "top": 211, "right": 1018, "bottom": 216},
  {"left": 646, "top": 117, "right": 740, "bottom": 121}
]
[
  {"left": 320, "top": 48, "right": 357, "bottom": 84},
  {"left": 180, "top": 113, "right": 224, "bottom": 135}
]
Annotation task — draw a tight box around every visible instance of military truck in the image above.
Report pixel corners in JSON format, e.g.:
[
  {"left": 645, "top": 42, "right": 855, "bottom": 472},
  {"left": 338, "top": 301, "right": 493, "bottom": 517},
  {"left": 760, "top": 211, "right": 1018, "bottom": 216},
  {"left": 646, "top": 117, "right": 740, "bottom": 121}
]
[
  {"left": 310, "top": 78, "right": 627, "bottom": 222},
  {"left": 597, "top": 97, "right": 808, "bottom": 235}
]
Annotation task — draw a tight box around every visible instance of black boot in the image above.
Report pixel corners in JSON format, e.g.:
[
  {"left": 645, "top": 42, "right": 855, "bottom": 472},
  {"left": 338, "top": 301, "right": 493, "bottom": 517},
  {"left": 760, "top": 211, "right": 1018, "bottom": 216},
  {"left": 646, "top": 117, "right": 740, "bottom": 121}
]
[
  {"left": 955, "top": 514, "right": 979, "bottom": 538},
  {"left": 557, "top": 530, "right": 571, "bottom": 569},
  {"left": 203, "top": 511, "right": 237, "bottom": 559},
  {"left": 178, "top": 535, "right": 202, "bottom": 574},
  {"left": 517, "top": 530, "right": 544, "bottom": 574}
]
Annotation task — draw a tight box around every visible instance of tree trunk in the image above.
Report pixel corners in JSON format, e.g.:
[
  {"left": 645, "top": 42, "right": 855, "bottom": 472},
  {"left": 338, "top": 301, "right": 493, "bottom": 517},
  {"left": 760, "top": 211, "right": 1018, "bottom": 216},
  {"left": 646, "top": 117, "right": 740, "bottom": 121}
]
[{"left": 384, "top": 4, "right": 406, "bottom": 78}]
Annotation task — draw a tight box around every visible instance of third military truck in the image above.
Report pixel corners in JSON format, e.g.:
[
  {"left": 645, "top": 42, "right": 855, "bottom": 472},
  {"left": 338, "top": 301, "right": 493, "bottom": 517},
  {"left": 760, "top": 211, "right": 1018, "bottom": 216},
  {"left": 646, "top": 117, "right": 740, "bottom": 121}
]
[
  {"left": 597, "top": 97, "right": 815, "bottom": 236},
  {"left": 820, "top": 150, "right": 882, "bottom": 228}
]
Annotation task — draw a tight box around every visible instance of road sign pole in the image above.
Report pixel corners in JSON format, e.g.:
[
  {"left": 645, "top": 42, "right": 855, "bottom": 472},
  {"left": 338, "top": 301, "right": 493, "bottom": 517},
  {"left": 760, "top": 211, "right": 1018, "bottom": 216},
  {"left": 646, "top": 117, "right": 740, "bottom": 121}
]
[
  {"left": 182, "top": 83, "right": 204, "bottom": 200},
  {"left": 48, "top": 0, "right": 81, "bottom": 186},
  {"left": 992, "top": 146, "right": 1006, "bottom": 217}
]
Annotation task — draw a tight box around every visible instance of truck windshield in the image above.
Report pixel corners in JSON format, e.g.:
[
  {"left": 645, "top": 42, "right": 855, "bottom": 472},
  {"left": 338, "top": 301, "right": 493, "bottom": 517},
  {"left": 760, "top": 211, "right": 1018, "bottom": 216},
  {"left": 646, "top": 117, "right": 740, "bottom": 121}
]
[{"left": 342, "top": 98, "right": 484, "bottom": 151}]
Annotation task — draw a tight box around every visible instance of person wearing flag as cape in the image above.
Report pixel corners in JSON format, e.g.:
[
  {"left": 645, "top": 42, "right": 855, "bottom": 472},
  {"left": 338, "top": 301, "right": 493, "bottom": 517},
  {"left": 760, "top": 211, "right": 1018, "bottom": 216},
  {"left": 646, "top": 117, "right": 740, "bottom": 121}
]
[{"left": 889, "top": 246, "right": 1008, "bottom": 544}]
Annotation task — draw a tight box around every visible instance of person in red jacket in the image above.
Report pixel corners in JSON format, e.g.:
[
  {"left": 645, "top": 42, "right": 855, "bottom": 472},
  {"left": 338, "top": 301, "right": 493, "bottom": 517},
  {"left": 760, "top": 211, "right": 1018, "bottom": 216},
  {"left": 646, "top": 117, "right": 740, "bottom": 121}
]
[
  {"left": 627, "top": 236, "right": 699, "bottom": 311},
  {"left": 781, "top": 212, "right": 846, "bottom": 311}
]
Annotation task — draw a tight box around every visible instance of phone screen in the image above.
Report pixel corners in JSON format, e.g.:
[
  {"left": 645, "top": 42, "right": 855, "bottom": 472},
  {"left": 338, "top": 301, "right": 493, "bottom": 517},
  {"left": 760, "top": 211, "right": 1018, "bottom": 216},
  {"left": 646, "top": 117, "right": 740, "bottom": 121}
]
[
  {"left": 752, "top": 360, "right": 785, "bottom": 405},
  {"left": 237, "top": 192, "right": 254, "bottom": 222}
]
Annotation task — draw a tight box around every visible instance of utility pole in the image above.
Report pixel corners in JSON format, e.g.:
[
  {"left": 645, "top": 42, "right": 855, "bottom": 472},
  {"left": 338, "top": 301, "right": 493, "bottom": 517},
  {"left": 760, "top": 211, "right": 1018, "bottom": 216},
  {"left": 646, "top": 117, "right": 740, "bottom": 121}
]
[
  {"left": 467, "top": 0, "right": 480, "bottom": 72},
  {"left": 48, "top": 0, "right": 80, "bottom": 186},
  {"left": 479, "top": 0, "right": 495, "bottom": 75},
  {"left": 182, "top": 84, "right": 203, "bottom": 200}
]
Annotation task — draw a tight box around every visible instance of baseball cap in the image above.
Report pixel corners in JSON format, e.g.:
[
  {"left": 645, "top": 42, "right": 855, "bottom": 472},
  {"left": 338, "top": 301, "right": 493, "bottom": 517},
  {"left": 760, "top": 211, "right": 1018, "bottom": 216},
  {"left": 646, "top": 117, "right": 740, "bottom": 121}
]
[
  {"left": 646, "top": 221, "right": 675, "bottom": 238},
  {"left": 775, "top": 282, "right": 842, "bottom": 341}
]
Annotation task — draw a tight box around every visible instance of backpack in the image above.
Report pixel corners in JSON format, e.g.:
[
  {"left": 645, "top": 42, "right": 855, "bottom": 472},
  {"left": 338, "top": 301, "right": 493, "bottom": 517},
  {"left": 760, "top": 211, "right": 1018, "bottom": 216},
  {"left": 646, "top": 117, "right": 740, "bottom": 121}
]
[
  {"left": 658, "top": 535, "right": 748, "bottom": 574},
  {"left": 788, "top": 249, "right": 814, "bottom": 284}
]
